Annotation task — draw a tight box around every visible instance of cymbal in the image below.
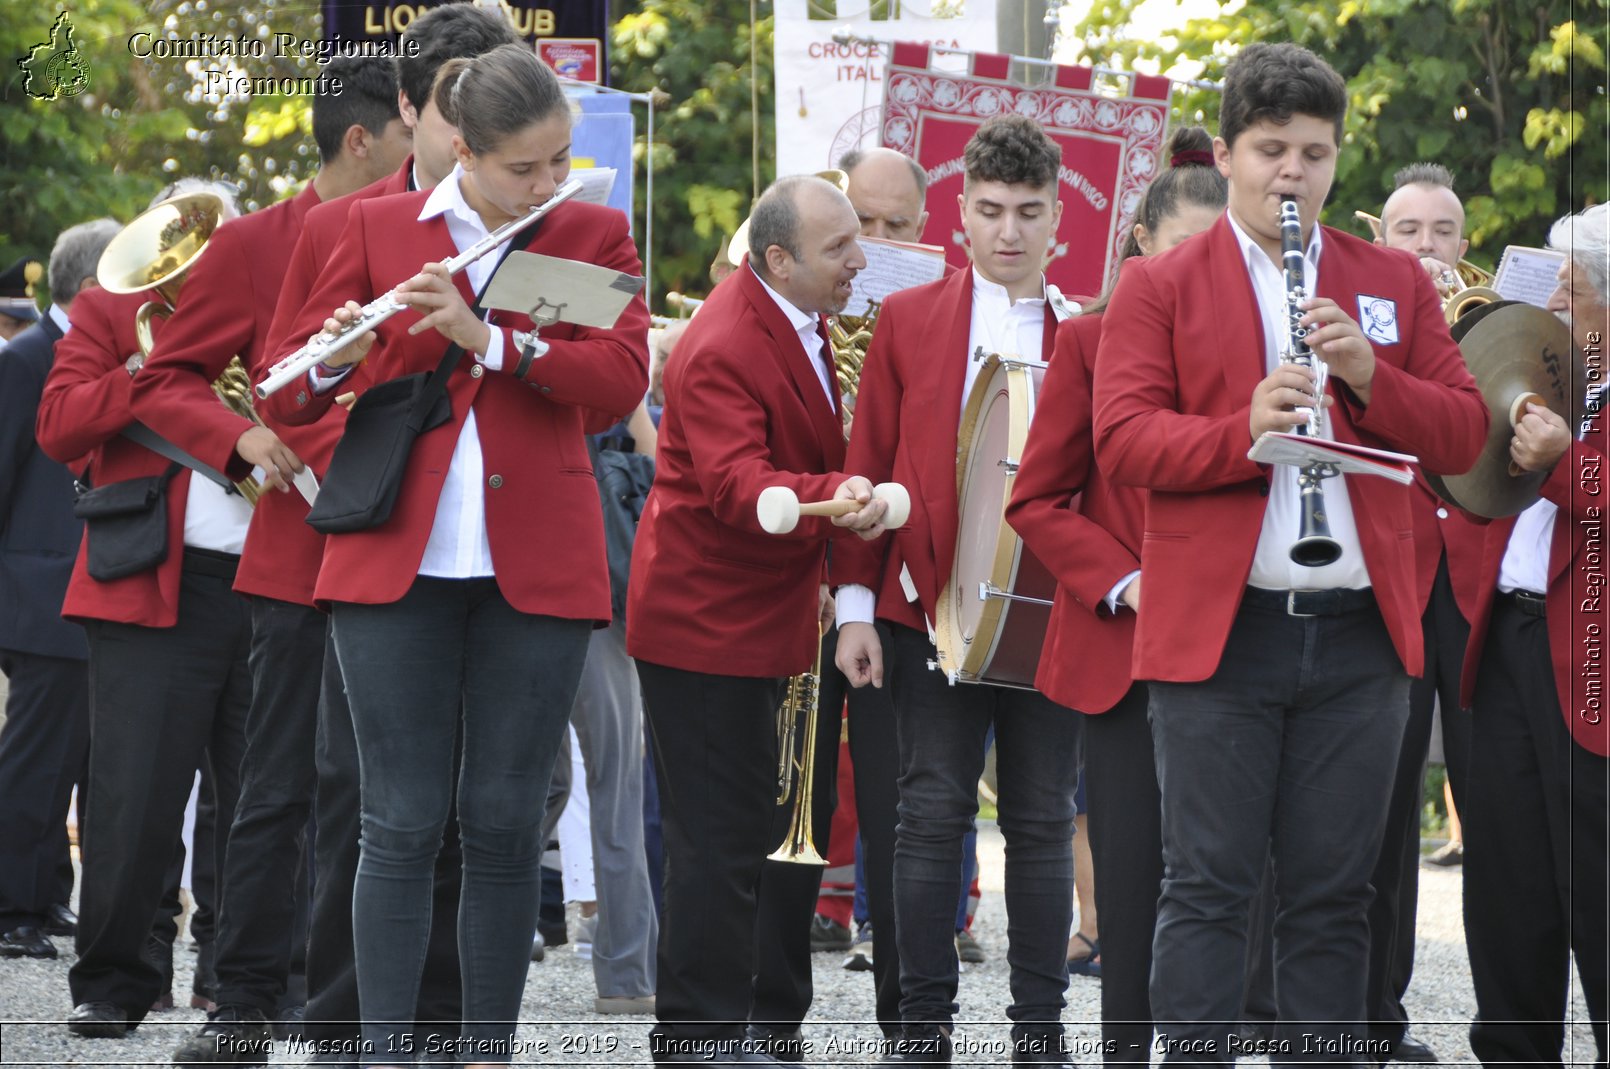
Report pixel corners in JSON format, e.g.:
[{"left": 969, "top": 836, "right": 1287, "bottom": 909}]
[{"left": 1426, "top": 302, "right": 1582, "bottom": 518}]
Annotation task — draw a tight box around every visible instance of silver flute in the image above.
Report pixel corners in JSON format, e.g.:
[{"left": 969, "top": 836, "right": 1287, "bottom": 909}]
[{"left": 254, "top": 178, "right": 582, "bottom": 399}]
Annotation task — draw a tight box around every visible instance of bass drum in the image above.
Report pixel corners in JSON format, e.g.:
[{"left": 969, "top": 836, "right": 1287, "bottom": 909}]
[{"left": 933, "top": 352, "right": 1056, "bottom": 687}]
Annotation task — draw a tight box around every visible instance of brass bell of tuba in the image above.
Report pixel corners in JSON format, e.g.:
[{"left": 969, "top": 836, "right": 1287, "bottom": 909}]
[{"left": 97, "top": 192, "right": 262, "bottom": 506}]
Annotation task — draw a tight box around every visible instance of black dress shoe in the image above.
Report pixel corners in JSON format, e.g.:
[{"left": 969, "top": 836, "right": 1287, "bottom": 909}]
[
  {"left": 745, "top": 1025, "right": 806, "bottom": 1061},
  {"left": 1385, "top": 1035, "right": 1438, "bottom": 1063},
  {"left": 1012, "top": 1032, "right": 1071, "bottom": 1067},
  {"left": 67, "top": 1001, "right": 131, "bottom": 1038},
  {"left": 172, "top": 1004, "right": 273, "bottom": 1065},
  {"left": 43, "top": 903, "right": 77, "bottom": 936},
  {"left": 0, "top": 925, "right": 57, "bottom": 959},
  {"left": 880, "top": 1026, "right": 952, "bottom": 1065}
]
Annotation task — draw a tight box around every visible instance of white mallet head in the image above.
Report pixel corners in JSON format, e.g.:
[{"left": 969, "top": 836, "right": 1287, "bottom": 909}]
[
  {"left": 873, "top": 481, "right": 911, "bottom": 528},
  {"left": 757, "top": 485, "right": 803, "bottom": 534}
]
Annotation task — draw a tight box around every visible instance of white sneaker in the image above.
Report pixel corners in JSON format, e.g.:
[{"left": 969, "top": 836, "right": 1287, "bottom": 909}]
[{"left": 531, "top": 930, "right": 546, "bottom": 963}]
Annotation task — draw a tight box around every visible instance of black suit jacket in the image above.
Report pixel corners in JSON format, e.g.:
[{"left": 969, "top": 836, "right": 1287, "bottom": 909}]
[{"left": 0, "top": 314, "right": 88, "bottom": 660}]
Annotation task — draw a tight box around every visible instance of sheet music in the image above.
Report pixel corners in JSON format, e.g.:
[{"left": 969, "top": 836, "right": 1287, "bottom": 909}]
[
  {"left": 844, "top": 237, "right": 948, "bottom": 317},
  {"left": 569, "top": 167, "right": 617, "bottom": 207},
  {"left": 483, "top": 252, "right": 645, "bottom": 329},
  {"left": 1493, "top": 245, "right": 1566, "bottom": 308},
  {"left": 1248, "top": 433, "right": 1417, "bottom": 484}
]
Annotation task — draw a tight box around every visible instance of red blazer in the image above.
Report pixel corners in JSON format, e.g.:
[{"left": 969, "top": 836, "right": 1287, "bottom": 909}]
[
  {"left": 268, "top": 190, "right": 649, "bottom": 618},
  {"left": 626, "top": 266, "right": 855, "bottom": 678},
  {"left": 836, "top": 267, "right": 1058, "bottom": 631},
  {"left": 1458, "top": 416, "right": 1609, "bottom": 757},
  {"left": 1409, "top": 475, "right": 1486, "bottom": 624},
  {"left": 263, "top": 161, "right": 412, "bottom": 367},
  {"left": 1005, "top": 314, "right": 1145, "bottom": 714},
  {"left": 36, "top": 288, "right": 196, "bottom": 628},
  {"left": 129, "top": 183, "right": 330, "bottom": 607},
  {"left": 1091, "top": 218, "right": 1488, "bottom": 682}
]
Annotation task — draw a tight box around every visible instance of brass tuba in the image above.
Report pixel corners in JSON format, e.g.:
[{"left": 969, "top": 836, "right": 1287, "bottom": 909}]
[
  {"left": 769, "top": 628, "right": 827, "bottom": 865},
  {"left": 98, "top": 192, "right": 261, "bottom": 506}
]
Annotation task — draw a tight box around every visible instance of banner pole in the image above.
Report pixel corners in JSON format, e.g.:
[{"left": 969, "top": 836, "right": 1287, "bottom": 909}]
[{"left": 830, "top": 31, "right": 1223, "bottom": 92}]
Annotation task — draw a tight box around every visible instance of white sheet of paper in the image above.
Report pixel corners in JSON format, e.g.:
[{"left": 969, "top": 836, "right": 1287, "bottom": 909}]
[
  {"left": 844, "top": 237, "right": 948, "bottom": 317},
  {"left": 482, "top": 253, "right": 645, "bottom": 329},
  {"left": 292, "top": 466, "right": 320, "bottom": 508},
  {"left": 1492, "top": 246, "right": 1566, "bottom": 308},
  {"left": 1248, "top": 433, "right": 1417, "bottom": 484},
  {"left": 569, "top": 167, "right": 617, "bottom": 207}
]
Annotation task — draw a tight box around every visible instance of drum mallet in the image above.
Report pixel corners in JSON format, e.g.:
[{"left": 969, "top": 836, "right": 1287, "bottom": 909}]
[{"left": 756, "top": 482, "right": 911, "bottom": 535}]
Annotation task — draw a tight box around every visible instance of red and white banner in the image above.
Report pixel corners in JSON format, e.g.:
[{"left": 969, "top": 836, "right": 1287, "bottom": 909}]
[{"left": 881, "top": 43, "right": 1172, "bottom": 301}]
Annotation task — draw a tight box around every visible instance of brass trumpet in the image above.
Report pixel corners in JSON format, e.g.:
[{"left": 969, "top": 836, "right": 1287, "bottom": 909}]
[
  {"left": 98, "top": 192, "right": 262, "bottom": 506},
  {"left": 1353, "top": 210, "right": 1499, "bottom": 325},
  {"left": 769, "top": 628, "right": 827, "bottom": 865}
]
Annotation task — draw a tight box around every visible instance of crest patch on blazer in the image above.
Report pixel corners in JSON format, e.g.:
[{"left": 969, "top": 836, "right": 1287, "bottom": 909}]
[{"left": 1357, "top": 295, "right": 1399, "bottom": 345}]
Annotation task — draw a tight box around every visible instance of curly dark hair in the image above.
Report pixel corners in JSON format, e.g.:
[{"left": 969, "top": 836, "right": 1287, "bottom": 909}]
[
  {"left": 1219, "top": 43, "right": 1347, "bottom": 148},
  {"left": 397, "top": 3, "right": 517, "bottom": 114},
  {"left": 963, "top": 114, "right": 1061, "bottom": 192}
]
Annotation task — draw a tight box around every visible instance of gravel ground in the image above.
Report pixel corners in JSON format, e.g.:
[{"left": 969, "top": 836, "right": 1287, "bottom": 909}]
[{"left": 0, "top": 813, "right": 1595, "bottom": 1066}]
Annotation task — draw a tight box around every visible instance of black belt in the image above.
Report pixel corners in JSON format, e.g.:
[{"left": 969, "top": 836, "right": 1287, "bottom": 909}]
[
  {"left": 182, "top": 547, "right": 241, "bottom": 580},
  {"left": 1499, "top": 589, "right": 1548, "bottom": 618},
  {"left": 1242, "top": 586, "right": 1376, "bottom": 617}
]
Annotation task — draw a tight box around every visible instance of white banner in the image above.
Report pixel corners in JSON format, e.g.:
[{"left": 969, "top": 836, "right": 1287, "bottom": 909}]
[{"left": 773, "top": 0, "right": 997, "bottom": 177}]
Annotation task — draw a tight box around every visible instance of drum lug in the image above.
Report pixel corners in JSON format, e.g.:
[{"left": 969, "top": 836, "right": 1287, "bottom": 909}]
[
  {"left": 925, "top": 659, "right": 962, "bottom": 686},
  {"left": 979, "top": 580, "right": 1054, "bottom": 607},
  {"left": 997, "top": 457, "right": 1019, "bottom": 475}
]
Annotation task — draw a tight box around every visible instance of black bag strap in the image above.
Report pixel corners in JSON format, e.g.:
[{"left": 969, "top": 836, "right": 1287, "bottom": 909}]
[
  {"left": 404, "top": 212, "right": 554, "bottom": 432},
  {"left": 76, "top": 460, "right": 184, "bottom": 494}
]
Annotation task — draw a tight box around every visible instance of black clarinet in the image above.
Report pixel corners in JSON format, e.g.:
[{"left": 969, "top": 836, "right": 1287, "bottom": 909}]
[{"left": 1279, "top": 197, "right": 1343, "bottom": 567}]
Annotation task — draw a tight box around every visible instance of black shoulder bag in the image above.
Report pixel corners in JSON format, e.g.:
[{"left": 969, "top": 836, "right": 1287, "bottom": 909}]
[
  {"left": 306, "top": 223, "right": 546, "bottom": 535},
  {"left": 72, "top": 462, "right": 184, "bottom": 581}
]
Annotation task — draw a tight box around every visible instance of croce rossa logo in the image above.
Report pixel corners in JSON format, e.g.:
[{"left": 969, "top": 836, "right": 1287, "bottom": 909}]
[{"left": 19, "top": 11, "right": 89, "bottom": 101}]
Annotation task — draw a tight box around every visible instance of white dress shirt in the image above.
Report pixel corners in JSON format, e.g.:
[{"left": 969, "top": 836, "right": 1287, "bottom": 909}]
[
  {"left": 752, "top": 265, "right": 837, "bottom": 408},
  {"left": 836, "top": 269, "right": 1060, "bottom": 627},
  {"left": 1228, "top": 215, "right": 1372, "bottom": 592}
]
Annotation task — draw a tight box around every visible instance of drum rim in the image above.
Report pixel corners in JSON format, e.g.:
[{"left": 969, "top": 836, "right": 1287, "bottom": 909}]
[{"left": 935, "top": 352, "right": 1038, "bottom": 683}]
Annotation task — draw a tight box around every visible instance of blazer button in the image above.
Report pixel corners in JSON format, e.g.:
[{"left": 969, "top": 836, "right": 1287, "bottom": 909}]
[
  {"left": 470, "top": 364, "right": 484, "bottom": 379},
  {"left": 488, "top": 474, "right": 504, "bottom": 489},
  {"left": 296, "top": 390, "right": 308, "bottom": 406},
  {"left": 1436, "top": 507, "right": 1449, "bottom": 519},
  {"left": 540, "top": 385, "right": 552, "bottom": 394},
  {"left": 1259, "top": 482, "right": 1270, "bottom": 497}
]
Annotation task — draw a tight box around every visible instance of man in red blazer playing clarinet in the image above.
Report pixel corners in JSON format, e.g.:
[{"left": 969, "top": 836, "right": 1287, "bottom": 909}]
[
  {"left": 1456, "top": 203, "right": 1608, "bottom": 1068},
  {"left": 626, "top": 174, "right": 890, "bottom": 1065},
  {"left": 1090, "top": 44, "right": 1488, "bottom": 1063},
  {"left": 833, "top": 115, "right": 1080, "bottom": 1066}
]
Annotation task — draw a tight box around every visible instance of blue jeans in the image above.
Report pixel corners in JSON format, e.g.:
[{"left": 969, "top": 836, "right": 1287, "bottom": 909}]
[
  {"left": 333, "top": 578, "right": 590, "bottom": 1066},
  {"left": 886, "top": 624, "right": 1080, "bottom": 1033}
]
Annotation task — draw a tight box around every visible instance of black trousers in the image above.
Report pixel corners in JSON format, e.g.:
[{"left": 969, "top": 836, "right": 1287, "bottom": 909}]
[
  {"left": 1147, "top": 594, "right": 1409, "bottom": 1067},
  {"left": 68, "top": 553, "right": 252, "bottom": 1021},
  {"left": 751, "top": 623, "right": 903, "bottom": 1038},
  {"left": 640, "top": 659, "right": 786, "bottom": 1057},
  {"left": 1465, "top": 595, "right": 1608, "bottom": 1068},
  {"left": 210, "top": 596, "right": 324, "bottom": 1013},
  {"left": 1083, "top": 682, "right": 1162, "bottom": 1065},
  {"left": 1366, "top": 559, "right": 1470, "bottom": 1047},
  {"left": 0, "top": 648, "right": 88, "bottom": 930},
  {"left": 301, "top": 627, "right": 464, "bottom": 1048}
]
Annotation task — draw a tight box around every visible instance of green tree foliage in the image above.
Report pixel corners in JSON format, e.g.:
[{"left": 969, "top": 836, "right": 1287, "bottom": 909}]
[
  {"left": 1066, "top": 0, "right": 1607, "bottom": 261},
  {"left": 613, "top": 0, "right": 775, "bottom": 301},
  {"left": 1, "top": 0, "right": 323, "bottom": 291}
]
